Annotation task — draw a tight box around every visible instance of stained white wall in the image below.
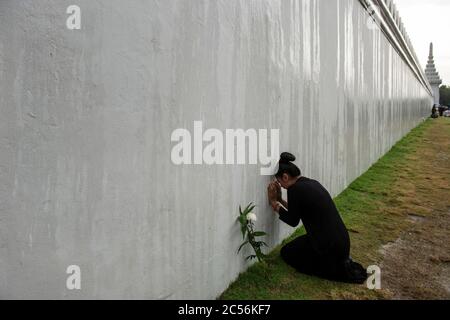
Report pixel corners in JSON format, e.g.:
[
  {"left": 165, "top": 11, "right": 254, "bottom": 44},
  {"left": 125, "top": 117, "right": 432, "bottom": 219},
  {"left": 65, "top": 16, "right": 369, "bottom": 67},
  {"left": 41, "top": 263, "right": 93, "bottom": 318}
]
[{"left": 0, "top": 0, "right": 432, "bottom": 299}]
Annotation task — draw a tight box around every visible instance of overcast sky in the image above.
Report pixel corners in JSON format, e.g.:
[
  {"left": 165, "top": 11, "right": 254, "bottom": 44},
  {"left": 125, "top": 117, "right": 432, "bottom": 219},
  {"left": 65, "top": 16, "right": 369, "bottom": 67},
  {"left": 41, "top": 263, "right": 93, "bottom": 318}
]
[{"left": 395, "top": 0, "right": 450, "bottom": 85}]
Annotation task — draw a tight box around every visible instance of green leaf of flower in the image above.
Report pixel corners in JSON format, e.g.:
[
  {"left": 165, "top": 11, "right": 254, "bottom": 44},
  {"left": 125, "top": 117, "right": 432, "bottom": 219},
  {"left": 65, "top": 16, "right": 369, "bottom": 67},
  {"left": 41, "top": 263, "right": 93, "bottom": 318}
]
[
  {"left": 237, "top": 241, "right": 249, "bottom": 253},
  {"left": 242, "top": 202, "right": 255, "bottom": 216},
  {"left": 253, "top": 231, "right": 267, "bottom": 237},
  {"left": 256, "top": 241, "right": 268, "bottom": 247}
]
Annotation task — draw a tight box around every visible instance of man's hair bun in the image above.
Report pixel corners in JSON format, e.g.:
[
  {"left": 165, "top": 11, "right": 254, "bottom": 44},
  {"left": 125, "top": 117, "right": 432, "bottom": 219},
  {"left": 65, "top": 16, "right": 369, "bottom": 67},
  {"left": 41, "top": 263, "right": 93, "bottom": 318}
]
[
  {"left": 280, "top": 152, "right": 296, "bottom": 163},
  {"left": 275, "top": 152, "right": 301, "bottom": 178}
]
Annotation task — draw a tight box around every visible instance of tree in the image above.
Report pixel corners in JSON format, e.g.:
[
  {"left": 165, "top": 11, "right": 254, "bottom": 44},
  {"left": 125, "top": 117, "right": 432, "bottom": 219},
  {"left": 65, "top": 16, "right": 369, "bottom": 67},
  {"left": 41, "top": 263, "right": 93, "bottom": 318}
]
[{"left": 440, "top": 85, "right": 450, "bottom": 106}]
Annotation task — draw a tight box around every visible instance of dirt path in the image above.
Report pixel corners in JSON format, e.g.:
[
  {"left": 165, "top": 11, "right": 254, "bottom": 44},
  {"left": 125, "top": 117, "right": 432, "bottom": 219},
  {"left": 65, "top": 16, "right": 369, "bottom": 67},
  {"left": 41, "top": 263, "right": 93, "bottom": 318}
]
[
  {"left": 380, "top": 208, "right": 450, "bottom": 299},
  {"left": 379, "top": 118, "right": 450, "bottom": 300}
]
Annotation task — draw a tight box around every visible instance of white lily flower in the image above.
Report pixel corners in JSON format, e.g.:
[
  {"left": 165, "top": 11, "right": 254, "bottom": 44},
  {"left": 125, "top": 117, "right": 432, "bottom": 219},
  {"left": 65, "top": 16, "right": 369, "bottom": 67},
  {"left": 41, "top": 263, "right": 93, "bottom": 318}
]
[{"left": 246, "top": 212, "right": 257, "bottom": 222}]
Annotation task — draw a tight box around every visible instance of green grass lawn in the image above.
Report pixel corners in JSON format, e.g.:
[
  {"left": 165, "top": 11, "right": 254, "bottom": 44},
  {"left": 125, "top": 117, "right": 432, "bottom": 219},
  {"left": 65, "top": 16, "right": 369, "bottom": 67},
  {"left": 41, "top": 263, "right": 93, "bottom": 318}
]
[{"left": 219, "top": 118, "right": 449, "bottom": 300}]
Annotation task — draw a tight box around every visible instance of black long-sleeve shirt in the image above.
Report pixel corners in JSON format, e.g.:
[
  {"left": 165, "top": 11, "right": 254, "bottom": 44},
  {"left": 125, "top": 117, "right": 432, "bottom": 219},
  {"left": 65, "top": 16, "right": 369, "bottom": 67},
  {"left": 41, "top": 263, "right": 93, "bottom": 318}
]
[{"left": 279, "top": 176, "right": 350, "bottom": 258}]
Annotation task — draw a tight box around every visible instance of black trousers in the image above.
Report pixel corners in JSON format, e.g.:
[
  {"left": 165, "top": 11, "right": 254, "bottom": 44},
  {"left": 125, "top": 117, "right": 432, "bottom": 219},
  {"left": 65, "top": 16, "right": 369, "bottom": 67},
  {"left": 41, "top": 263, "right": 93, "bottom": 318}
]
[{"left": 280, "top": 235, "right": 349, "bottom": 282}]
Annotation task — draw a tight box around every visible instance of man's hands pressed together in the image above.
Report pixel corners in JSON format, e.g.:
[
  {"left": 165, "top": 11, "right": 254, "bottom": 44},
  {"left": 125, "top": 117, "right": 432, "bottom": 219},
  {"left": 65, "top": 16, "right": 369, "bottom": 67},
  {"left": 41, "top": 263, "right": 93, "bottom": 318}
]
[{"left": 267, "top": 180, "right": 286, "bottom": 212}]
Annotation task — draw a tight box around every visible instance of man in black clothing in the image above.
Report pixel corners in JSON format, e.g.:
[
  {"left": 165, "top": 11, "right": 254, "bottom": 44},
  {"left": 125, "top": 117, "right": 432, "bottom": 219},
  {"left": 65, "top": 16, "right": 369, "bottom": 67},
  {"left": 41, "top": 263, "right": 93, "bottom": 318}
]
[{"left": 267, "top": 152, "right": 367, "bottom": 284}]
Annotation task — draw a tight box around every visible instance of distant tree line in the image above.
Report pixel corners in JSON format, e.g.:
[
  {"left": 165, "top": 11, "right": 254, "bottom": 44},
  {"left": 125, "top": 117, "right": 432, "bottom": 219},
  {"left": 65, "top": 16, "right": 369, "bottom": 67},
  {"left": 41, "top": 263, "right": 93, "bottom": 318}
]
[{"left": 440, "top": 85, "right": 450, "bottom": 106}]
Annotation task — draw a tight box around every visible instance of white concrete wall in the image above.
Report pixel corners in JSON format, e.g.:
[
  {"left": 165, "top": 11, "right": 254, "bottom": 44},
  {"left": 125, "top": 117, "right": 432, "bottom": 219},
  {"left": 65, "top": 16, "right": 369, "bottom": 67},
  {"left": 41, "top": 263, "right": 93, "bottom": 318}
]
[{"left": 0, "top": 0, "right": 432, "bottom": 299}]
